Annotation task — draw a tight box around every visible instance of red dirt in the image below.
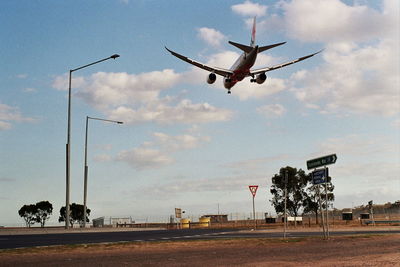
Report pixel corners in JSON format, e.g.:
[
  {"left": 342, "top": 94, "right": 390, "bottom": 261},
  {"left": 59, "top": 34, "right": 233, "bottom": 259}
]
[{"left": 1, "top": 234, "right": 399, "bottom": 266}]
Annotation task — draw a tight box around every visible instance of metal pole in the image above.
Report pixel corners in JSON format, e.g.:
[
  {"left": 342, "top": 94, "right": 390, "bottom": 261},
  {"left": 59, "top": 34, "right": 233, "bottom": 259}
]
[
  {"left": 65, "top": 55, "right": 119, "bottom": 230},
  {"left": 317, "top": 184, "right": 326, "bottom": 239},
  {"left": 252, "top": 195, "right": 256, "bottom": 229},
  {"left": 325, "top": 166, "right": 329, "bottom": 238},
  {"left": 371, "top": 206, "right": 375, "bottom": 226},
  {"left": 82, "top": 116, "right": 122, "bottom": 228},
  {"left": 284, "top": 170, "right": 288, "bottom": 239},
  {"left": 65, "top": 70, "right": 72, "bottom": 229},
  {"left": 284, "top": 186, "right": 287, "bottom": 238},
  {"left": 83, "top": 116, "right": 89, "bottom": 228}
]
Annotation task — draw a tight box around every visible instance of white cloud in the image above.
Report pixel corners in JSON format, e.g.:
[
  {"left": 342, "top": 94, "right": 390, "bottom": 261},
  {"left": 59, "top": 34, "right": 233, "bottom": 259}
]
[
  {"left": 139, "top": 174, "right": 266, "bottom": 196},
  {"left": 16, "top": 74, "right": 27, "bottom": 79},
  {"left": 0, "top": 121, "right": 11, "bottom": 131},
  {"left": 234, "top": 77, "right": 287, "bottom": 100},
  {"left": 93, "top": 154, "right": 112, "bottom": 162},
  {"left": 231, "top": 1, "right": 268, "bottom": 17},
  {"left": 52, "top": 73, "right": 85, "bottom": 91},
  {"left": 314, "top": 134, "right": 398, "bottom": 158},
  {"left": 251, "top": 0, "right": 399, "bottom": 116},
  {"left": 257, "top": 104, "right": 287, "bottom": 117},
  {"left": 23, "top": 88, "right": 37, "bottom": 93},
  {"left": 53, "top": 70, "right": 233, "bottom": 125},
  {"left": 107, "top": 99, "right": 233, "bottom": 125},
  {"left": 115, "top": 130, "right": 210, "bottom": 170},
  {"left": 116, "top": 147, "right": 174, "bottom": 170},
  {"left": 391, "top": 119, "right": 400, "bottom": 128},
  {"left": 76, "top": 70, "right": 180, "bottom": 109},
  {"left": 278, "top": 0, "right": 398, "bottom": 43},
  {"left": 291, "top": 40, "right": 399, "bottom": 116},
  {"left": 197, "top": 27, "right": 226, "bottom": 47},
  {"left": 0, "top": 103, "right": 35, "bottom": 130},
  {"left": 152, "top": 131, "right": 210, "bottom": 151}
]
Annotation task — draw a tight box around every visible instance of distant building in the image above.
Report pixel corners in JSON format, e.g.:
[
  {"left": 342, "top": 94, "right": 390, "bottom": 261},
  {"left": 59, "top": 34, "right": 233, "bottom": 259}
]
[
  {"left": 92, "top": 217, "right": 105, "bottom": 227},
  {"left": 110, "top": 217, "right": 133, "bottom": 227},
  {"left": 202, "top": 214, "right": 228, "bottom": 223}
]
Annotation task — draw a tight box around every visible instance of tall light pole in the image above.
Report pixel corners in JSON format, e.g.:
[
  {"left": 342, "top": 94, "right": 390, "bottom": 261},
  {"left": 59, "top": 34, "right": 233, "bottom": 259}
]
[
  {"left": 66, "top": 54, "right": 120, "bottom": 229},
  {"left": 83, "top": 116, "right": 123, "bottom": 228}
]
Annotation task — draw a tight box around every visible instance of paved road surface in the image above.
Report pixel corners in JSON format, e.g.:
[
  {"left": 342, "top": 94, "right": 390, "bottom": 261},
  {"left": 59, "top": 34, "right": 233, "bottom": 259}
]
[{"left": 1, "top": 228, "right": 399, "bottom": 249}]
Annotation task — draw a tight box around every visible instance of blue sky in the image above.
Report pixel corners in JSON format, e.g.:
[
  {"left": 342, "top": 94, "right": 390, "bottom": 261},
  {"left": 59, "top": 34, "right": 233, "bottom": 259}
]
[{"left": 1, "top": 0, "right": 399, "bottom": 226}]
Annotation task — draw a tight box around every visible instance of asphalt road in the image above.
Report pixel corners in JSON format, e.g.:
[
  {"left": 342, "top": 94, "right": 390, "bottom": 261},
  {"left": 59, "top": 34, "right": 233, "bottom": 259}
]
[{"left": 1, "top": 228, "right": 399, "bottom": 249}]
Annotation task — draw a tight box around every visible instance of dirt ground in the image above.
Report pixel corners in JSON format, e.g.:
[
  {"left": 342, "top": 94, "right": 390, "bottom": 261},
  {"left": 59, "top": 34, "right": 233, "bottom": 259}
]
[{"left": 1, "top": 234, "right": 399, "bottom": 266}]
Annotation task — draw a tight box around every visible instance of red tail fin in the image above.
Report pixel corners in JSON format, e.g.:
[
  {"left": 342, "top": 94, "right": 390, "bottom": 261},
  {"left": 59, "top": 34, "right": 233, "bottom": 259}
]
[{"left": 251, "top": 17, "right": 256, "bottom": 47}]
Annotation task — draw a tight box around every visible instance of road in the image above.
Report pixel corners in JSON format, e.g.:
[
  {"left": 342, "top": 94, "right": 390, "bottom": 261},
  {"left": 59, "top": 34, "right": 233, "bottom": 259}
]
[{"left": 1, "top": 228, "right": 399, "bottom": 249}]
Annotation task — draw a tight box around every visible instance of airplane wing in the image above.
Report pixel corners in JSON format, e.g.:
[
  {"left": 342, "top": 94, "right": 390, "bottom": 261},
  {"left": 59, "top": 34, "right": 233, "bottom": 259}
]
[
  {"left": 165, "top": 47, "right": 233, "bottom": 77},
  {"left": 250, "top": 50, "right": 323, "bottom": 76}
]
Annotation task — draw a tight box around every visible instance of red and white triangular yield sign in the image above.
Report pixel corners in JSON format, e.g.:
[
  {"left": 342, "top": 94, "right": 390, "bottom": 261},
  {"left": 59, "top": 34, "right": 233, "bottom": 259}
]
[{"left": 249, "top": 185, "right": 259, "bottom": 197}]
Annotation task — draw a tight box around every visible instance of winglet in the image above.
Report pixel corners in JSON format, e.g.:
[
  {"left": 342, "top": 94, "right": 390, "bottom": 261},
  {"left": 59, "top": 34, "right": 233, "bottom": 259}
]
[{"left": 298, "top": 49, "right": 324, "bottom": 60}]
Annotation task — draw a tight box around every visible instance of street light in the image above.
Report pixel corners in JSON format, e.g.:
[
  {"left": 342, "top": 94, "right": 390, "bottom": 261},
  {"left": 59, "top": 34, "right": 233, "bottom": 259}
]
[
  {"left": 83, "top": 116, "right": 123, "bottom": 228},
  {"left": 66, "top": 54, "right": 120, "bottom": 229}
]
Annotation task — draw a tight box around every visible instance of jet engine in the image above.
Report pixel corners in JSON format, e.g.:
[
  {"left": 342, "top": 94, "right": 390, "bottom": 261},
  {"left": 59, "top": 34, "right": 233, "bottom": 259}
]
[
  {"left": 207, "top": 73, "right": 217, "bottom": 84},
  {"left": 255, "top": 72, "right": 267, "bottom": 84}
]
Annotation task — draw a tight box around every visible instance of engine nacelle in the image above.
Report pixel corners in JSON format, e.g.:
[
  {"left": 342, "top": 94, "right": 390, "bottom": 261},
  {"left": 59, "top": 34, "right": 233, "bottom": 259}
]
[
  {"left": 256, "top": 72, "right": 267, "bottom": 84},
  {"left": 207, "top": 73, "right": 217, "bottom": 84}
]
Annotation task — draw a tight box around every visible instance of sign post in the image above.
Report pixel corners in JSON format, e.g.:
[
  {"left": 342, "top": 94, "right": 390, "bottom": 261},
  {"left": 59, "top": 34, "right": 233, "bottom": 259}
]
[
  {"left": 248, "top": 185, "right": 258, "bottom": 229},
  {"left": 307, "top": 154, "right": 337, "bottom": 240},
  {"left": 369, "top": 200, "right": 375, "bottom": 226},
  {"left": 325, "top": 167, "right": 330, "bottom": 238},
  {"left": 175, "top": 208, "right": 182, "bottom": 229}
]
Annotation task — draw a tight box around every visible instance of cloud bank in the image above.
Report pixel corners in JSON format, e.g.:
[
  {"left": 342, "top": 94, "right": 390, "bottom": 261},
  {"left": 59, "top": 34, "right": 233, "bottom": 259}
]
[
  {"left": 255, "top": 0, "right": 399, "bottom": 116},
  {"left": 0, "top": 103, "right": 35, "bottom": 130}
]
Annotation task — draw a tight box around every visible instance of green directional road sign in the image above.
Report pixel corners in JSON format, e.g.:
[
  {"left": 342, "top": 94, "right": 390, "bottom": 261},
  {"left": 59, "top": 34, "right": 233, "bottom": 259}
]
[{"left": 307, "top": 154, "right": 337, "bottom": 170}]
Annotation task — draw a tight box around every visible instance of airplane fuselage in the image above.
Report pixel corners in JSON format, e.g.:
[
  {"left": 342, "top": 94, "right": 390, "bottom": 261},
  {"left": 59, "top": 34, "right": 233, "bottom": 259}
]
[{"left": 224, "top": 45, "right": 259, "bottom": 89}]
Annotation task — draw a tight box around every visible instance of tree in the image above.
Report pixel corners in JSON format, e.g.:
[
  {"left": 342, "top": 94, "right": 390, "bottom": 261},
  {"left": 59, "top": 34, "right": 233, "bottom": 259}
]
[
  {"left": 18, "top": 204, "right": 37, "bottom": 227},
  {"left": 35, "top": 201, "right": 53, "bottom": 227},
  {"left": 303, "top": 176, "right": 335, "bottom": 224},
  {"left": 59, "top": 203, "right": 91, "bottom": 227},
  {"left": 270, "top": 166, "right": 310, "bottom": 217}
]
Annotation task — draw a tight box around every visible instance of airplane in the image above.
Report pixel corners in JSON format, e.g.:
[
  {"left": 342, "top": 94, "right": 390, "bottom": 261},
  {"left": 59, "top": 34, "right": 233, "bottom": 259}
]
[{"left": 165, "top": 17, "right": 322, "bottom": 94}]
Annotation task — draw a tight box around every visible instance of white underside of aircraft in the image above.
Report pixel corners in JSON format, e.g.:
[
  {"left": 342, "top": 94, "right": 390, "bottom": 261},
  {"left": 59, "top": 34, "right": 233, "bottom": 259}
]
[{"left": 166, "top": 17, "right": 322, "bottom": 94}]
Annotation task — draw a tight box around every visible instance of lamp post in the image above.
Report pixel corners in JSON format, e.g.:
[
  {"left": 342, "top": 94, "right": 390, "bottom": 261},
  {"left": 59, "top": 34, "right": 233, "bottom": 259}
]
[
  {"left": 83, "top": 116, "right": 123, "bottom": 228},
  {"left": 66, "top": 54, "right": 119, "bottom": 229}
]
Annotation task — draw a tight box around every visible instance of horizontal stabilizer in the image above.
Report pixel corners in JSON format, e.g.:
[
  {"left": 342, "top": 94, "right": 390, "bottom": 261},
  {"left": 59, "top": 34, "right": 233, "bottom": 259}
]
[
  {"left": 258, "top": 42, "right": 286, "bottom": 53},
  {"left": 228, "top": 41, "right": 253, "bottom": 53}
]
